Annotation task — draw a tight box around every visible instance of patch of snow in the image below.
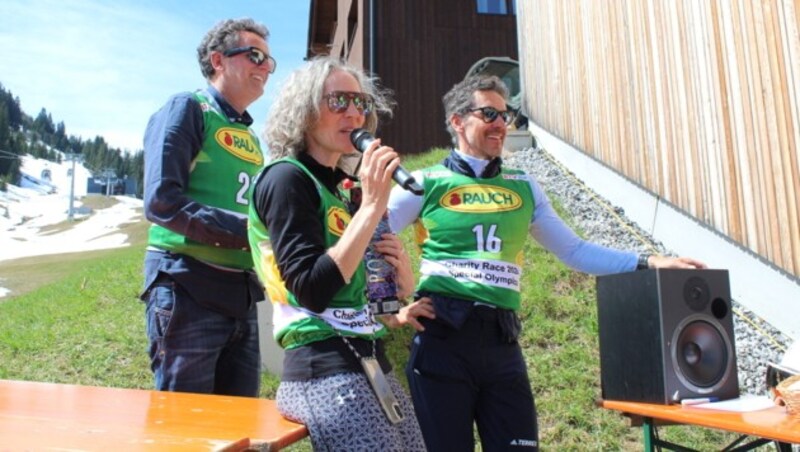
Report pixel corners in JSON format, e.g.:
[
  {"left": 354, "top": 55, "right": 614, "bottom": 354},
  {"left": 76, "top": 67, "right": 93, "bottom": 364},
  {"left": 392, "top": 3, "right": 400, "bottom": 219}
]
[{"left": 0, "top": 155, "right": 143, "bottom": 298}]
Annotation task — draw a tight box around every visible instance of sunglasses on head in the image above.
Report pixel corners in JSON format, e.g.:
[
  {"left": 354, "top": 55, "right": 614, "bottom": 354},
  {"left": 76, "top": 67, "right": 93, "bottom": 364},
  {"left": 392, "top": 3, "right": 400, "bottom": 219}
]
[
  {"left": 223, "top": 46, "right": 277, "bottom": 73},
  {"left": 468, "top": 106, "right": 514, "bottom": 125},
  {"left": 323, "top": 91, "right": 374, "bottom": 115}
]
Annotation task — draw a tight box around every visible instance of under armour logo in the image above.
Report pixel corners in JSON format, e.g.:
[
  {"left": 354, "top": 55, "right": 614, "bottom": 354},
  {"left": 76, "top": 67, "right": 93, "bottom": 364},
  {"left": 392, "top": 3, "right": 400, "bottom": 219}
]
[{"left": 335, "top": 389, "right": 356, "bottom": 405}]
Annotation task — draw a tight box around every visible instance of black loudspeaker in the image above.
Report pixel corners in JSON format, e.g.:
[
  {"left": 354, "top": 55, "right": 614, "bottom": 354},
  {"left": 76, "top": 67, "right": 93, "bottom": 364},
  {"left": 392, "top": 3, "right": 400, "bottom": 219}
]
[{"left": 596, "top": 269, "right": 739, "bottom": 404}]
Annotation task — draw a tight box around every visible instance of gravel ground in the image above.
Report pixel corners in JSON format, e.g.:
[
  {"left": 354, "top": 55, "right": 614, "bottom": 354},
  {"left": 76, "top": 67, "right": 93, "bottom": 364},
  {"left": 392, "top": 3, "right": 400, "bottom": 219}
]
[{"left": 504, "top": 146, "right": 793, "bottom": 397}]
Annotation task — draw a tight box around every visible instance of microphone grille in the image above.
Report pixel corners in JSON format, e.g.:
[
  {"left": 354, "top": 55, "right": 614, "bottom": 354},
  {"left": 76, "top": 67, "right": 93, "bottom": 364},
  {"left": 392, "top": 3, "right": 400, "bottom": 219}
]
[{"left": 350, "top": 128, "right": 372, "bottom": 152}]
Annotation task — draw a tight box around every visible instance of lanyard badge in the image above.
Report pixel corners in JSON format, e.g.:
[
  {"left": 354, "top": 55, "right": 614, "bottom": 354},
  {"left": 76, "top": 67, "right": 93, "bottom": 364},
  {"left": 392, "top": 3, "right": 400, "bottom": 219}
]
[{"left": 360, "top": 356, "right": 405, "bottom": 424}]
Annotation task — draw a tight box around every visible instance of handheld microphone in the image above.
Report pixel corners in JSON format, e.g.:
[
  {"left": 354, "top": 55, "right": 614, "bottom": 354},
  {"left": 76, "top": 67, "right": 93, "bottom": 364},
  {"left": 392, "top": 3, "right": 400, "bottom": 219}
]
[{"left": 350, "top": 128, "right": 424, "bottom": 195}]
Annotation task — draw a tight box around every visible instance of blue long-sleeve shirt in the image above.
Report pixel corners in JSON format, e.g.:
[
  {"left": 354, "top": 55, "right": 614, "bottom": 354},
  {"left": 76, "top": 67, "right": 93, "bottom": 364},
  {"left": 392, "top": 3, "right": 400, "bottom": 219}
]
[
  {"left": 142, "top": 86, "right": 255, "bottom": 251},
  {"left": 388, "top": 149, "right": 638, "bottom": 276},
  {"left": 139, "top": 86, "right": 264, "bottom": 312}
]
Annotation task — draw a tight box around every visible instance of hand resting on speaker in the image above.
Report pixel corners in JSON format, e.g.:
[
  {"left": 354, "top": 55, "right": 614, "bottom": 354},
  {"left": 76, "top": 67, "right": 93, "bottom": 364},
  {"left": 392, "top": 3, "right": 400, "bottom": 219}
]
[{"left": 640, "top": 254, "right": 707, "bottom": 270}]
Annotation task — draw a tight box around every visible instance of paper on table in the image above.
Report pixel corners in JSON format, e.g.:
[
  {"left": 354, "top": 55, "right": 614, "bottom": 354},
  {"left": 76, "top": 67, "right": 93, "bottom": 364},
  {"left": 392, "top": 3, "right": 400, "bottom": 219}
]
[{"left": 684, "top": 395, "right": 776, "bottom": 412}]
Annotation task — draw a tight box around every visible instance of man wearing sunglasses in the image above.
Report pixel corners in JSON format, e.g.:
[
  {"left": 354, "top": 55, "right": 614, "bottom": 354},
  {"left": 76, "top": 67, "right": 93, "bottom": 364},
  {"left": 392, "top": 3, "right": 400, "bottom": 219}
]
[
  {"left": 140, "top": 18, "right": 274, "bottom": 397},
  {"left": 388, "top": 75, "right": 706, "bottom": 451}
]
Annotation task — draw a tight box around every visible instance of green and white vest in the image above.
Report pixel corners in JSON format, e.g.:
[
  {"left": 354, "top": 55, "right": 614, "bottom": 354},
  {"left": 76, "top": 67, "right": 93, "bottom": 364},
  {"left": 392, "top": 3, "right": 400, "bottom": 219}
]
[
  {"left": 248, "top": 158, "right": 385, "bottom": 349},
  {"left": 414, "top": 164, "right": 535, "bottom": 311},
  {"left": 148, "top": 90, "right": 264, "bottom": 269}
]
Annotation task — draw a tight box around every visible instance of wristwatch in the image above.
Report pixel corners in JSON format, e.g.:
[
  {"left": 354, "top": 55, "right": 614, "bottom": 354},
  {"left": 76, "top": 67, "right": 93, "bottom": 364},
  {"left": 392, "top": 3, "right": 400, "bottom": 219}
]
[{"left": 636, "top": 253, "right": 652, "bottom": 270}]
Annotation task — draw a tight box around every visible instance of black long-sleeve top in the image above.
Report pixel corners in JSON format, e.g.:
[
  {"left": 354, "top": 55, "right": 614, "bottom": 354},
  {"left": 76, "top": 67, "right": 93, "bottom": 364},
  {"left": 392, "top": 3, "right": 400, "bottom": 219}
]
[{"left": 251, "top": 152, "right": 348, "bottom": 313}]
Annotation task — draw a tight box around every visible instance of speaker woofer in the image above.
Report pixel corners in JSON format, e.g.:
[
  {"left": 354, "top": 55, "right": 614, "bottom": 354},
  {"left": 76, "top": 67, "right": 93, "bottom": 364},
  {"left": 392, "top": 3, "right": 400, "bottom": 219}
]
[{"left": 672, "top": 315, "right": 734, "bottom": 392}]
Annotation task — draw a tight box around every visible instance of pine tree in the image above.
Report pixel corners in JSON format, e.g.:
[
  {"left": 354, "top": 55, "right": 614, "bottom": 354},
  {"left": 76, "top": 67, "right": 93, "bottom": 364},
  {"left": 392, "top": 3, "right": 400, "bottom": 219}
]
[
  {"left": 0, "top": 104, "right": 9, "bottom": 150},
  {"left": 55, "top": 121, "right": 68, "bottom": 151},
  {"left": 33, "top": 108, "right": 55, "bottom": 135}
]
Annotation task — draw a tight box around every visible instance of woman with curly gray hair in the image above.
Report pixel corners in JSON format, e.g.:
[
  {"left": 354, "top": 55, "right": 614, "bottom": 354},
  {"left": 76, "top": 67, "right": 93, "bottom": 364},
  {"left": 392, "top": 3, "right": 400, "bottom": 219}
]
[{"left": 248, "top": 57, "right": 430, "bottom": 450}]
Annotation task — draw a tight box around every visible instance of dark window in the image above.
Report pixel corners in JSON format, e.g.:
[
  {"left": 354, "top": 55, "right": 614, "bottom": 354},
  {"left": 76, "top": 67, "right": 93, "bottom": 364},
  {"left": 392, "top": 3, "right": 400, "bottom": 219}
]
[{"left": 476, "top": 0, "right": 515, "bottom": 15}]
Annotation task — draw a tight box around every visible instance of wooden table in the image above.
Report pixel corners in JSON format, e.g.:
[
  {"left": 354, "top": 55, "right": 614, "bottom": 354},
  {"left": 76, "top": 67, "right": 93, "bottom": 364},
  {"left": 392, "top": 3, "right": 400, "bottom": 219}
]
[
  {"left": 601, "top": 399, "right": 800, "bottom": 451},
  {"left": 0, "top": 379, "right": 308, "bottom": 451}
]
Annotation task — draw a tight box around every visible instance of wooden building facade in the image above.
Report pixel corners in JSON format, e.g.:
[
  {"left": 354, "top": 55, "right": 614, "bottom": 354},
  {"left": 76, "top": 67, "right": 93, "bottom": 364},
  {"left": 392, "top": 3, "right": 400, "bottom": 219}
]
[
  {"left": 307, "top": 0, "right": 518, "bottom": 154},
  {"left": 517, "top": 0, "right": 800, "bottom": 280}
]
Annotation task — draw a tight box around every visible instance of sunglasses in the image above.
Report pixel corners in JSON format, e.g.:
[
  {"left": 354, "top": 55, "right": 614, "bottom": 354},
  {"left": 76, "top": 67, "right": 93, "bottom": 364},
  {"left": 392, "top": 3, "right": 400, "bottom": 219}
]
[
  {"left": 323, "top": 91, "right": 374, "bottom": 115},
  {"left": 222, "top": 46, "right": 277, "bottom": 73},
  {"left": 468, "top": 106, "right": 514, "bottom": 125}
]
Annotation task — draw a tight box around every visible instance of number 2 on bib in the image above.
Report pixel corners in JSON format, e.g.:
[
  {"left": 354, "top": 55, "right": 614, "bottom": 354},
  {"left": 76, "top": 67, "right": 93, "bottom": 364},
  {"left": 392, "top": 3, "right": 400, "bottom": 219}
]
[{"left": 236, "top": 171, "right": 251, "bottom": 205}]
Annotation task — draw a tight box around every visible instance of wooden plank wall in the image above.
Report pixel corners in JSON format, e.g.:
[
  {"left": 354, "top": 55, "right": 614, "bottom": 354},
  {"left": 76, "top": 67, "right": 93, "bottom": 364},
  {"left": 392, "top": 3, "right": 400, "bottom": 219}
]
[{"left": 518, "top": 0, "right": 800, "bottom": 278}]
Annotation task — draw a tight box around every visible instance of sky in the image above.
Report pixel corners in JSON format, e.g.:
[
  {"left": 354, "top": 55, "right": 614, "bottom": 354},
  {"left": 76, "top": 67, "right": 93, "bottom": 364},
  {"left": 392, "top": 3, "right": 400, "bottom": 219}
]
[{"left": 0, "top": 0, "right": 310, "bottom": 152}]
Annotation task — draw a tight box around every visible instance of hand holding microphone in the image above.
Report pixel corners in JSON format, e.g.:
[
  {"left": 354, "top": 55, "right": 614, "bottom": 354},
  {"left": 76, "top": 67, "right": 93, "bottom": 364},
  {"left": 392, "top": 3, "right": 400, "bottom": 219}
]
[{"left": 350, "top": 129, "right": 424, "bottom": 195}]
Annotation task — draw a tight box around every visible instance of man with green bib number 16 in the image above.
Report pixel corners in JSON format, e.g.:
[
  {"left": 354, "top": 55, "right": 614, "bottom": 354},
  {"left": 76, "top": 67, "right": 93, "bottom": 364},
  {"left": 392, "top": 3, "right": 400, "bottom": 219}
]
[{"left": 388, "top": 75, "right": 706, "bottom": 451}]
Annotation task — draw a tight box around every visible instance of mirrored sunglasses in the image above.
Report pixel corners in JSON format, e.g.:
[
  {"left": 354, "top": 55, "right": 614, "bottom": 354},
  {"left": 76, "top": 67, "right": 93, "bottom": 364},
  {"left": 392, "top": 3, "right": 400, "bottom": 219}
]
[
  {"left": 223, "top": 46, "right": 277, "bottom": 74},
  {"left": 468, "top": 106, "right": 514, "bottom": 125},
  {"left": 323, "top": 91, "right": 374, "bottom": 115}
]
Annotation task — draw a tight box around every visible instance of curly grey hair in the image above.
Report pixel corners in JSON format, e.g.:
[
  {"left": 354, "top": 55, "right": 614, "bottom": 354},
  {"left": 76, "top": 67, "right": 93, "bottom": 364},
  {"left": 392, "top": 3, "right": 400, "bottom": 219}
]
[
  {"left": 263, "top": 56, "right": 394, "bottom": 160},
  {"left": 197, "top": 18, "right": 269, "bottom": 80},
  {"left": 442, "top": 75, "right": 509, "bottom": 143}
]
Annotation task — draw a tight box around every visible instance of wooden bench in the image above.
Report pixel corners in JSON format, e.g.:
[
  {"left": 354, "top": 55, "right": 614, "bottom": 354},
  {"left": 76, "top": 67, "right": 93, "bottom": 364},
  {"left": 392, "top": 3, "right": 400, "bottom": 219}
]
[
  {"left": 0, "top": 379, "right": 307, "bottom": 450},
  {"left": 600, "top": 398, "right": 800, "bottom": 450}
]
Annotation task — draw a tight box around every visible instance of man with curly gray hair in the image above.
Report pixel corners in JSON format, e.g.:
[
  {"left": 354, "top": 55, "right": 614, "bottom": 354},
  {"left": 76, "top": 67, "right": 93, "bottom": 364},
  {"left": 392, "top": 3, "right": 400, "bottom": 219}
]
[{"left": 140, "top": 17, "right": 275, "bottom": 397}]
